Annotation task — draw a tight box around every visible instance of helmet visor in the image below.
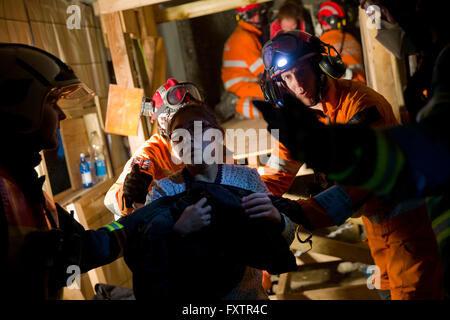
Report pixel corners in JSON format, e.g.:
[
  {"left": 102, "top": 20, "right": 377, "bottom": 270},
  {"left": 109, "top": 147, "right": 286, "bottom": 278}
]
[
  {"left": 263, "top": 35, "right": 299, "bottom": 71},
  {"left": 263, "top": 32, "right": 319, "bottom": 79},
  {"left": 166, "top": 83, "right": 202, "bottom": 106},
  {"left": 46, "top": 82, "right": 96, "bottom": 109}
]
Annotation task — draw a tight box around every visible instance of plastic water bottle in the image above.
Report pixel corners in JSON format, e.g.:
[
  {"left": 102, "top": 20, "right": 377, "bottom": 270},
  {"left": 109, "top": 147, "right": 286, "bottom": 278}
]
[
  {"left": 85, "top": 151, "right": 97, "bottom": 184},
  {"left": 80, "top": 153, "right": 93, "bottom": 189},
  {"left": 90, "top": 131, "right": 107, "bottom": 181}
]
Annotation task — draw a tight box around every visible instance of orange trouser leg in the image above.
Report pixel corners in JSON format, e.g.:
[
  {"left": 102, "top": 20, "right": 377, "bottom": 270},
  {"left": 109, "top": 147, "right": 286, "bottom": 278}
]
[
  {"left": 262, "top": 270, "right": 272, "bottom": 291},
  {"left": 363, "top": 207, "right": 444, "bottom": 300},
  {"left": 362, "top": 225, "right": 391, "bottom": 291}
]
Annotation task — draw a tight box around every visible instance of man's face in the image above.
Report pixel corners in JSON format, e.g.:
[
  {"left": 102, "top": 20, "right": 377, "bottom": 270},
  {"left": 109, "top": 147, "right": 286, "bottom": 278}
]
[
  {"left": 280, "top": 60, "right": 318, "bottom": 106},
  {"left": 37, "top": 96, "right": 67, "bottom": 150},
  {"left": 248, "top": 12, "right": 262, "bottom": 28}
]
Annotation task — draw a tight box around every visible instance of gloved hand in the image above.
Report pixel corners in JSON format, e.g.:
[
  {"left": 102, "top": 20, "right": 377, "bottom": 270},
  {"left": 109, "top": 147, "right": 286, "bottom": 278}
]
[
  {"left": 254, "top": 94, "right": 377, "bottom": 177},
  {"left": 123, "top": 163, "right": 153, "bottom": 208},
  {"left": 253, "top": 94, "right": 327, "bottom": 165}
]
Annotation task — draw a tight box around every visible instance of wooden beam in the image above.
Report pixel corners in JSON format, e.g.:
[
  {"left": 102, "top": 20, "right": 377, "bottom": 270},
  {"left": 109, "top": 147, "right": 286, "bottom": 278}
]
[
  {"left": 102, "top": 13, "right": 136, "bottom": 88},
  {"left": 359, "top": 8, "right": 404, "bottom": 123},
  {"left": 101, "top": 12, "right": 148, "bottom": 153},
  {"left": 291, "top": 232, "right": 374, "bottom": 265},
  {"left": 137, "top": 6, "right": 159, "bottom": 38},
  {"left": 97, "top": 0, "right": 171, "bottom": 15},
  {"left": 120, "top": 10, "right": 141, "bottom": 38},
  {"left": 155, "top": 0, "right": 272, "bottom": 24}
]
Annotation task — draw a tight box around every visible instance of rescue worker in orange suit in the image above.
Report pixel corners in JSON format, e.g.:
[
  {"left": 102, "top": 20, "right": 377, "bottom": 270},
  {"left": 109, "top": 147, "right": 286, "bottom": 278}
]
[
  {"left": 0, "top": 43, "right": 157, "bottom": 299},
  {"left": 317, "top": 1, "right": 366, "bottom": 83},
  {"left": 256, "top": 31, "right": 443, "bottom": 299},
  {"left": 220, "top": 4, "right": 266, "bottom": 120},
  {"left": 104, "top": 79, "right": 203, "bottom": 217}
]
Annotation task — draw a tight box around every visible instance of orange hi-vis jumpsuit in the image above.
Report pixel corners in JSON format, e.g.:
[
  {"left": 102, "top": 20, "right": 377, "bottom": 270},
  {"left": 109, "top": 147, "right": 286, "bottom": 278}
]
[
  {"left": 104, "top": 133, "right": 183, "bottom": 217},
  {"left": 221, "top": 20, "right": 265, "bottom": 119},
  {"left": 261, "top": 78, "right": 443, "bottom": 299},
  {"left": 320, "top": 29, "right": 366, "bottom": 84}
]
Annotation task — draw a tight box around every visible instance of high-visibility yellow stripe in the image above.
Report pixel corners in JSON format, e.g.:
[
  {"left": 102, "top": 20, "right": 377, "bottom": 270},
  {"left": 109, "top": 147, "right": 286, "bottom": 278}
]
[
  {"left": 377, "top": 145, "right": 405, "bottom": 196},
  {"left": 432, "top": 210, "right": 450, "bottom": 229},
  {"left": 103, "top": 221, "right": 124, "bottom": 232},
  {"left": 112, "top": 221, "right": 124, "bottom": 230},
  {"left": 362, "top": 131, "right": 389, "bottom": 191},
  {"left": 104, "top": 224, "right": 115, "bottom": 232},
  {"left": 436, "top": 227, "right": 450, "bottom": 245}
]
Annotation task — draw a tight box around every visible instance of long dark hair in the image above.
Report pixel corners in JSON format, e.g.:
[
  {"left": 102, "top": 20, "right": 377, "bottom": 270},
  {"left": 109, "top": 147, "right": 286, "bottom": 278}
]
[{"left": 277, "top": 0, "right": 307, "bottom": 24}]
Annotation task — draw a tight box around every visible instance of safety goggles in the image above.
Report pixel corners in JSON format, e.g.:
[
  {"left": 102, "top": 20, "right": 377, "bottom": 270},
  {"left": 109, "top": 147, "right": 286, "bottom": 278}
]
[
  {"left": 262, "top": 32, "right": 317, "bottom": 79},
  {"left": 152, "top": 82, "right": 202, "bottom": 120},
  {"left": 44, "top": 82, "right": 95, "bottom": 109}
]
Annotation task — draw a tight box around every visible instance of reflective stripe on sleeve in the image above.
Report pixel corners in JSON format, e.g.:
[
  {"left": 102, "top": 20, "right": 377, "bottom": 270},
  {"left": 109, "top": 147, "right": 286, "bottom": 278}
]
[
  {"left": 265, "top": 155, "right": 299, "bottom": 175},
  {"left": 348, "top": 64, "right": 364, "bottom": 70},
  {"left": 223, "top": 60, "right": 248, "bottom": 68},
  {"left": 103, "top": 221, "right": 124, "bottom": 232},
  {"left": 224, "top": 77, "right": 258, "bottom": 90},
  {"left": 249, "top": 58, "right": 263, "bottom": 73},
  {"left": 243, "top": 97, "right": 251, "bottom": 118},
  {"left": 432, "top": 210, "right": 450, "bottom": 245}
]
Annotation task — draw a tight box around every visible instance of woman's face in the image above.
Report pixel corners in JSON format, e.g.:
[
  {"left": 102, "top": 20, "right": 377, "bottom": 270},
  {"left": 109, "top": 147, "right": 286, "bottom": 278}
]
[
  {"left": 280, "top": 17, "right": 298, "bottom": 32},
  {"left": 169, "top": 114, "right": 223, "bottom": 166}
]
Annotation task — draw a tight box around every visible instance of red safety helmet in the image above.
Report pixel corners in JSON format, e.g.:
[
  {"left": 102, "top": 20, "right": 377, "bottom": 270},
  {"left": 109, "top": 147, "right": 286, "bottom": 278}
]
[
  {"left": 150, "top": 78, "right": 202, "bottom": 136},
  {"left": 236, "top": 4, "right": 262, "bottom": 13},
  {"left": 236, "top": 3, "right": 263, "bottom": 21},
  {"left": 317, "top": 1, "right": 346, "bottom": 29}
]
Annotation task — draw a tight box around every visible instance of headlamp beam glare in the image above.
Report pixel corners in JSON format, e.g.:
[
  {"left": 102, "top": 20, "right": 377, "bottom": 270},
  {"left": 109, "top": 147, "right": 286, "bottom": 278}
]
[{"left": 277, "top": 57, "right": 288, "bottom": 68}]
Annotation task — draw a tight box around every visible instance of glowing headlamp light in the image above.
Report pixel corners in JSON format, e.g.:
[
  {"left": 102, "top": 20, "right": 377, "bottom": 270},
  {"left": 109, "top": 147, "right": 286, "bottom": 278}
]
[{"left": 276, "top": 57, "right": 288, "bottom": 68}]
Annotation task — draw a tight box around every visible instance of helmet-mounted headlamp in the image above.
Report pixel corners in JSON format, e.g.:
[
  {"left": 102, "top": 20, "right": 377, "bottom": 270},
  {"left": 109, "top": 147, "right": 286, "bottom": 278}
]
[
  {"left": 262, "top": 31, "right": 323, "bottom": 80},
  {"left": 260, "top": 31, "right": 347, "bottom": 107}
]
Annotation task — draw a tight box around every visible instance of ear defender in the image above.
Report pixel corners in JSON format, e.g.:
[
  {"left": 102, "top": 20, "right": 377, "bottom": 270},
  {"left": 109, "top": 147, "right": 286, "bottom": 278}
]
[
  {"left": 318, "top": 55, "right": 347, "bottom": 79},
  {"left": 310, "top": 35, "right": 347, "bottom": 80},
  {"left": 316, "top": 39, "right": 347, "bottom": 79}
]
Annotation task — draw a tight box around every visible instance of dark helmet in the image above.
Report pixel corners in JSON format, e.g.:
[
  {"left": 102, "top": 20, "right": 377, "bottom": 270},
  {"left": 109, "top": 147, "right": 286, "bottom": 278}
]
[
  {"left": 261, "top": 31, "right": 346, "bottom": 106},
  {"left": 262, "top": 31, "right": 325, "bottom": 79},
  {"left": 0, "top": 43, "right": 94, "bottom": 135}
]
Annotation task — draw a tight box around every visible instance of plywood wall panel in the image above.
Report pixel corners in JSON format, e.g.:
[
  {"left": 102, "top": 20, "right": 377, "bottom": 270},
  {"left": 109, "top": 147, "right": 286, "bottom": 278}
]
[
  {"left": 2, "top": 0, "right": 27, "bottom": 21},
  {"left": 0, "top": 19, "right": 10, "bottom": 42},
  {"left": 0, "top": 1, "right": 5, "bottom": 19},
  {"left": 6, "top": 20, "right": 33, "bottom": 45},
  {"left": 31, "top": 21, "right": 61, "bottom": 58},
  {"left": 26, "top": 0, "right": 46, "bottom": 22},
  {"left": 90, "top": 63, "right": 108, "bottom": 97}
]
